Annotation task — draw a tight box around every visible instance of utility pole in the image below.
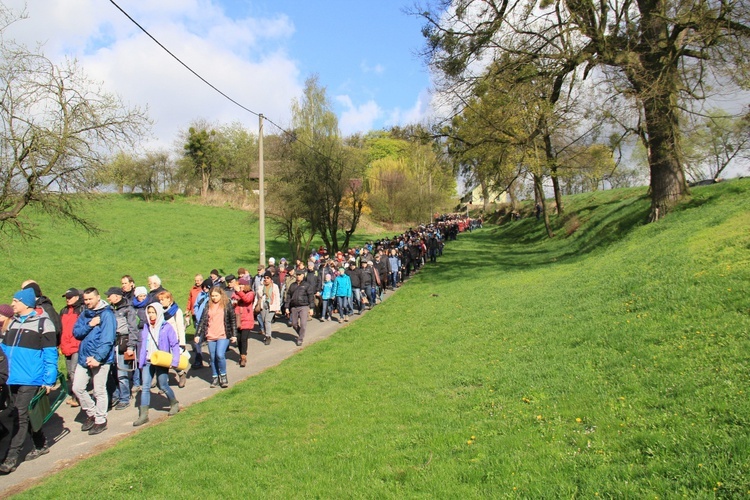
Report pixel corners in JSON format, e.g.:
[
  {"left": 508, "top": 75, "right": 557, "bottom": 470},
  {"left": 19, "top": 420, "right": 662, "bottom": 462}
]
[{"left": 258, "top": 114, "right": 266, "bottom": 266}]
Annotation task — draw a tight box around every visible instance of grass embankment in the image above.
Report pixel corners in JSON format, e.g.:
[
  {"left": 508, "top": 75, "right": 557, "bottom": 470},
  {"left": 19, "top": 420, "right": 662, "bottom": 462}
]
[{"left": 10, "top": 181, "right": 750, "bottom": 497}]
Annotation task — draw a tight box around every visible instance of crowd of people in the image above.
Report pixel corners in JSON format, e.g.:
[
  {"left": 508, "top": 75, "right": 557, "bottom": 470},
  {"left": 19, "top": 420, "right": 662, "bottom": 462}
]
[{"left": 0, "top": 216, "right": 476, "bottom": 475}]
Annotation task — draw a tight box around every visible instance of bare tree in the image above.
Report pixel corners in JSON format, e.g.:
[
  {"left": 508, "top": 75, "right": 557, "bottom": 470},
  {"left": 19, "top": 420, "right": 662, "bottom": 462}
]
[{"left": 0, "top": 27, "right": 150, "bottom": 236}]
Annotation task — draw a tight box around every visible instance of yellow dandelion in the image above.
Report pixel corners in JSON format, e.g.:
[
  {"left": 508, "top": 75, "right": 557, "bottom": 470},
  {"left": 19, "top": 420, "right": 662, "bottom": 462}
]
[{"left": 576, "top": 418, "right": 582, "bottom": 423}]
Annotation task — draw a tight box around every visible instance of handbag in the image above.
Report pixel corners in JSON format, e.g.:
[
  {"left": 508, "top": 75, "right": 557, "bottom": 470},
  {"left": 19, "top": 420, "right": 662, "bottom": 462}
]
[
  {"left": 254, "top": 297, "right": 262, "bottom": 313},
  {"left": 117, "top": 334, "right": 129, "bottom": 354}
]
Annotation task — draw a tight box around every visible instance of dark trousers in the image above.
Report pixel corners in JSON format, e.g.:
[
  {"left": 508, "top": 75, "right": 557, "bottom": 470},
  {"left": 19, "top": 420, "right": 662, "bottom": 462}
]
[
  {"left": 237, "top": 329, "right": 252, "bottom": 355},
  {"left": 3, "top": 385, "right": 46, "bottom": 462}
]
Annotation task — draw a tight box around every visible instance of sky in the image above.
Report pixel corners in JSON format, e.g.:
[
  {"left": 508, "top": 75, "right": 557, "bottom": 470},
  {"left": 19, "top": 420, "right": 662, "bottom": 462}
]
[{"left": 3, "top": 0, "right": 436, "bottom": 150}]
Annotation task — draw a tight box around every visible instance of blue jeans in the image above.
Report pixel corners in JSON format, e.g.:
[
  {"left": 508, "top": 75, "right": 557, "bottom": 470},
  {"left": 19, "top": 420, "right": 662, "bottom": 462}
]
[
  {"left": 321, "top": 298, "right": 333, "bottom": 319},
  {"left": 113, "top": 352, "right": 133, "bottom": 404},
  {"left": 208, "top": 338, "right": 230, "bottom": 378},
  {"left": 368, "top": 286, "right": 377, "bottom": 306},
  {"left": 336, "top": 296, "right": 351, "bottom": 317},
  {"left": 352, "top": 289, "right": 362, "bottom": 312},
  {"left": 139, "top": 363, "right": 174, "bottom": 407}
]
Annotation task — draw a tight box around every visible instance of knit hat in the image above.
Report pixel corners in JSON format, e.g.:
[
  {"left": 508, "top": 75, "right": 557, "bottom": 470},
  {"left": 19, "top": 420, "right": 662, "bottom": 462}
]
[
  {"left": 238, "top": 277, "right": 250, "bottom": 286},
  {"left": 105, "top": 287, "right": 123, "bottom": 297},
  {"left": 13, "top": 288, "right": 37, "bottom": 308},
  {"left": 201, "top": 279, "right": 213, "bottom": 289},
  {"left": 134, "top": 286, "right": 148, "bottom": 297},
  {"left": 0, "top": 304, "right": 13, "bottom": 318}
]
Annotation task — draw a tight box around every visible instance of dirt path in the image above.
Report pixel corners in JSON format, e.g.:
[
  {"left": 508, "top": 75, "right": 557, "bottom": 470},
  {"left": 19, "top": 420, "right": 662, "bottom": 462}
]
[{"left": 0, "top": 289, "right": 395, "bottom": 496}]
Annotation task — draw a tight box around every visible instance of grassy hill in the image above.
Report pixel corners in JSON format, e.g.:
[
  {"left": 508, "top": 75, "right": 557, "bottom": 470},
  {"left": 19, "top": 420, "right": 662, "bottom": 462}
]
[{"left": 10, "top": 180, "right": 750, "bottom": 498}]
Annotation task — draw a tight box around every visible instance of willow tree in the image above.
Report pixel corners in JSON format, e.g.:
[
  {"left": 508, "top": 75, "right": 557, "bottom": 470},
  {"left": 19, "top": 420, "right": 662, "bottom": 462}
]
[{"left": 416, "top": 0, "right": 750, "bottom": 220}]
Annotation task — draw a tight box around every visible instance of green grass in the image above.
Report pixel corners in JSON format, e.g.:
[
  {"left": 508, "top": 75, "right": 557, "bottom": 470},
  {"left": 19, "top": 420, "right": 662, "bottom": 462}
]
[{"left": 8, "top": 180, "right": 750, "bottom": 498}]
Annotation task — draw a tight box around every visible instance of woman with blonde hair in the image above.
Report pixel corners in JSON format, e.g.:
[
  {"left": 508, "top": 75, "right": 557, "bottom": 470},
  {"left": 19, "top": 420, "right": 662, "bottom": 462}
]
[{"left": 194, "top": 287, "right": 236, "bottom": 388}]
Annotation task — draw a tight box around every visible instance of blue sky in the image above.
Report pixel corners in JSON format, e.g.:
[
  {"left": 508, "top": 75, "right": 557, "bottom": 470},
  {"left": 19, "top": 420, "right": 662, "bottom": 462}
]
[{"left": 5, "top": 0, "right": 437, "bottom": 149}]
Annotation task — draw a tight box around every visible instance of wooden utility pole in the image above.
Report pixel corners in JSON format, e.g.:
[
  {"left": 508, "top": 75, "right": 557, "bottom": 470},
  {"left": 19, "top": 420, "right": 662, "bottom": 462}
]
[{"left": 258, "top": 114, "right": 266, "bottom": 265}]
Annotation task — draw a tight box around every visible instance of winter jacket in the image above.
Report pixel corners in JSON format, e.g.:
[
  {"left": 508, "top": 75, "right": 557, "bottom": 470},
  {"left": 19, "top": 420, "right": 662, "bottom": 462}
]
[
  {"left": 1, "top": 311, "right": 58, "bottom": 386},
  {"left": 233, "top": 289, "right": 256, "bottom": 330},
  {"left": 286, "top": 281, "right": 315, "bottom": 308},
  {"left": 59, "top": 301, "right": 84, "bottom": 357},
  {"left": 321, "top": 281, "right": 334, "bottom": 300},
  {"left": 347, "top": 268, "right": 362, "bottom": 289},
  {"left": 332, "top": 274, "right": 352, "bottom": 298},
  {"left": 195, "top": 301, "right": 237, "bottom": 341},
  {"left": 260, "top": 283, "right": 281, "bottom": 313},
  {"left": 73, "top": 299, "right": 116, "bottom": 366},
  {"left": 111, "top": 297, "right": 139, "bottom": 352},
  {"left": 138, "top": 304, "right": 180, "bottom": 369}
]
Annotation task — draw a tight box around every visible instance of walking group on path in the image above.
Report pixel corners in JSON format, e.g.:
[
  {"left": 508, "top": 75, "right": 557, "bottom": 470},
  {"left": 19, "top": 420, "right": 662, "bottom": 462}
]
[{"left": 0, "top": 215, "right": 477, "bottom": 486}]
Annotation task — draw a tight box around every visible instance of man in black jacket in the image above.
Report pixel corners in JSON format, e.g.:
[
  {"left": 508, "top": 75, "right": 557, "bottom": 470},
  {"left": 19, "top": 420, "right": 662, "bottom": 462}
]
[{"left": 286, "top": 271, "right": 314, "bottom": 346}]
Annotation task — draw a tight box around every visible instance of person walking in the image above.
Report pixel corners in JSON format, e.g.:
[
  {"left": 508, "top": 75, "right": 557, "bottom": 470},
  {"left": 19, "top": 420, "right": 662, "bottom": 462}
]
[
  {"left": 72, "top": 288, "right": 116, "bottom": 436},
  {"left": 332, "top": 267, "right": 353, "bottom": 323},
  {"left": 194, "top": 287, "right": 237, "bottom": 388},
  {"left": 231, "top": 277, "right": 255, "bottom": 367},
  {"left": 106, "top": 287, "right": 139, "bottom": 410},
  {"left": 132, "top": 303, "right": 181, "bottom": 426},
  {"left": 0, "top": 289, "right": 58, "bottom": 474},
  {"left": 257, "top": 273, "right": 280, "bottom": 345},
  {"left": 58, "top": 288, "right": 83, "bottom": 407},
  {"left": 286, "top": 270, "right": 314, "bottom": 346}
]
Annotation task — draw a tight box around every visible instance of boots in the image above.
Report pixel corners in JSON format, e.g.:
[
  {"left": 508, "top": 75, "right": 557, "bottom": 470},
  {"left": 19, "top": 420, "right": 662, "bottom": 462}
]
[
  {"left": 168, "top": 399, "right": 180, "bottom": 416},
  {"left": 240, "top": 355, "right": 247, "bottom": 367},
  {"left": 219, "top": 373, "right": 228, "bottom": 388},
  {"left": 133, "top": 406, "right": 149, "bottom": 427}
]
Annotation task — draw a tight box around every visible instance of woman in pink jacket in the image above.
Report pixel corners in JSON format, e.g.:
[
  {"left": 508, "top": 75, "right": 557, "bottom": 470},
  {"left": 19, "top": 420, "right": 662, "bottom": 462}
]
[{"left": 231, "top": 278, "right": 255, "bottom": 367}]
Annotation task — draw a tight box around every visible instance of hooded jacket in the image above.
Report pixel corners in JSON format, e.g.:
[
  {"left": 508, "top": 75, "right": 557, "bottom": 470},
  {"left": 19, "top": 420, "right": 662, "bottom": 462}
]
[
  {"left": 59, "top": 300, "right": 84, "bottom": 357},
  {"left": 2, "top": 310, "right": 59, "bottom": 386},
  {"left": 73, "top": 299, "right": 116, "bottom": 366},
  {"left": 138, "top": 302, "right": 180, "bottom": 369}
]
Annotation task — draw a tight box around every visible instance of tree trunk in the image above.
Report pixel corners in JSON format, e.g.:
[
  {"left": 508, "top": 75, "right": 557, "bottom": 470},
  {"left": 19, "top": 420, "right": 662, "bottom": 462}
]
[
  {"left": 544, "top": 132, "right": 564, "bottom": 216},
  {"left": 201, "top": 170, "right": 209, "bottom": 199},
  {"left": 642, "top": 91, "right": 689, "bottom": 221},
  {"left": 534, "top": 173, "right": 554, "bottom": 238}
]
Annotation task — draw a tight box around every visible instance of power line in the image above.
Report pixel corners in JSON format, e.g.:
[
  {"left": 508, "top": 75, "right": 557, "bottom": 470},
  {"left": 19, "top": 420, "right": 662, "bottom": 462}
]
[{"left": 108, "top": 1, "right": 425, "bottom": 186}]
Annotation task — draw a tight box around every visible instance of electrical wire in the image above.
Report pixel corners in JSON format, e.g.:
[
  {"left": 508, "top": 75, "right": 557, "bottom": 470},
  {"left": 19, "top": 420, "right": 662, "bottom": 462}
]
[{"left": 108, "top": 0, "right": 429, "bottom": 186}]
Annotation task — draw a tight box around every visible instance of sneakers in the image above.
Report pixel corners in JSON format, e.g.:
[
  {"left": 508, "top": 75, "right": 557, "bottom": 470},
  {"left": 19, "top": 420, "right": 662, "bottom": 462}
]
[
  {"left": 81, "top": 416, "right": 96, "bottom": 432},
  {"left": 210, "top": 376, "right": 218, "bottom": 388},
  {"left": 296, "top": 338, "right": 303, "bottom": 346},
  {"left": 26, "top": 447, "right": 49, "bottom": 461},
  {"left": 114, "top": 400, "right": 130, "bottom": 410},
  {"left": 65, "top": 396, "right": 79, "bottom": 407},
  {"left": 0, "top": 459, "right": 17, "bottom": 474},
  {"left": 264, "top": 336, "right": 271, "bottom": 346},
  {"left": 178, "top": 371, "right": 187, "bottom": 388},
  {"left": 219, "top": 374, "right": 228, "bottom": 388},
  {"left": 88, "top": 421, "right": 107, "bottom": 435}
]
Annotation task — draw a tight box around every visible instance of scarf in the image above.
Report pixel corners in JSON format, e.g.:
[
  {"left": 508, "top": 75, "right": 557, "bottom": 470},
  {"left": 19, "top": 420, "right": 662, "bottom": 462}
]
[
  {"left": 132, "top": 296, "right": 149, "bottom": 309},
  {"left": 163, "top": 302, "right": 179, "bottom": 321}
]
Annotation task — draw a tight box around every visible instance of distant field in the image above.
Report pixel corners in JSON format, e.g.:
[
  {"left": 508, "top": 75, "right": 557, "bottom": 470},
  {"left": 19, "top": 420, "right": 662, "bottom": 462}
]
[{"left": 9, "top": 180, "right": 750, "bottom": 498}]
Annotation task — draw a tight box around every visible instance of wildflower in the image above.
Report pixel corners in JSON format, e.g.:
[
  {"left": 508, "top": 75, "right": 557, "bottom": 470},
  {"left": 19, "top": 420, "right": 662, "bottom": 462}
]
[{"left": 576, "top": 418, "right": 582, "bottom": 423}]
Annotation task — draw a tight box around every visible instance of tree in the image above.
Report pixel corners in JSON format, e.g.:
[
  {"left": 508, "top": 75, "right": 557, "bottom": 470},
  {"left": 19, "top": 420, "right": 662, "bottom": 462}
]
[
  {"left": 182, "top": 123, "right": 224, "bottom": 199},
  {"left": 683, "top": 109, "right": 750, "bottom": 181},
  {"left": 285, "top": 75, "right": 368, "bottom": 253},
  {"left": 416, "top": 0, "right": 750, "bottom": 221},
  {"left": 0, "top": 10, "right": 150, "bottom": 237}
]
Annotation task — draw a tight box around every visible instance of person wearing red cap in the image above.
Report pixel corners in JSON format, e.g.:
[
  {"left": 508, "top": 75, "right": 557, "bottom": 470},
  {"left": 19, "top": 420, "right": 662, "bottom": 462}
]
[
  {"left": 231, "top": 277, "right": 255, "bottom": 367},
  {"left": 58, "top": 289, "right": 83, "bottom": 407}
]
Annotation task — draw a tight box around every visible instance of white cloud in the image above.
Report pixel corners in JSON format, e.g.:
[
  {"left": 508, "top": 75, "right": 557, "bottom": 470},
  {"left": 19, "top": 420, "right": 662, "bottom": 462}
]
[
  {"left": 385, "top": 89, "right": 435, "bottom": 128},
  {"left": 336, "top": 95, "right": 381, "bottom": 135},
  {"left": 360, "top": 60, "right": 384, "bottom": 75},
  {"left": 3, "top": 0, "right": 302, "bottom": 152}
]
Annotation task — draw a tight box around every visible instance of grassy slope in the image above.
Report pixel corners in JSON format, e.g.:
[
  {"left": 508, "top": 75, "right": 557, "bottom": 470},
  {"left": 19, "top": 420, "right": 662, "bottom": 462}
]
[{"left": 10, "top": 181, "right": 750, "bottom": 498}]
